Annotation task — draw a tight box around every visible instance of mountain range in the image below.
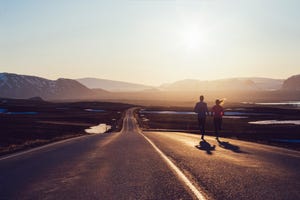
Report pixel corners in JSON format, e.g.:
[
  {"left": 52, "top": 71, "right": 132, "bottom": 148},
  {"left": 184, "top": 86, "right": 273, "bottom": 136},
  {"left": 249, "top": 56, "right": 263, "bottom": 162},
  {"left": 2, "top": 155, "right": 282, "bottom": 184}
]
[
  {"left": 159, "top": 78, "right": 284, "bottom": 91},
  {"left": 77, "top": 77, "right": 285, "bottom": 92},
  {"left": 0, "top": 72, "right": 299, "bottom": 101},
  {"left": 0, "top": 73, "right": 107, "bottom": 100},
  {"left": 77, "top": 78, "right": 154, "bottom": 92},
  {"left": 281, "top": 74, "right": 300, "bottom": 91}
]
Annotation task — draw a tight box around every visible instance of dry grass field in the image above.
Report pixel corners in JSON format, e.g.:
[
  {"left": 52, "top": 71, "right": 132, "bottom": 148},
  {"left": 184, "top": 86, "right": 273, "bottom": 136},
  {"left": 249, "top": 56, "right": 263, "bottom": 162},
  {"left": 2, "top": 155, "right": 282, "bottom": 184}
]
[
  {"left": 0, "top": 98, "right": 132, "bottom": 155},
  {"left": 136, "top": 104, "right": 300, "bottom": 150}
]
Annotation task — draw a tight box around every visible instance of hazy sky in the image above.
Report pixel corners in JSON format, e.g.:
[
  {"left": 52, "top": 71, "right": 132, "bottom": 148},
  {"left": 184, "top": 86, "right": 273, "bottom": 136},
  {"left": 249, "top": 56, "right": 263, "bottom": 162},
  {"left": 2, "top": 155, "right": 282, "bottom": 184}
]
[{"left": 1, "top": 0, "right": 299, "bottom": 85}]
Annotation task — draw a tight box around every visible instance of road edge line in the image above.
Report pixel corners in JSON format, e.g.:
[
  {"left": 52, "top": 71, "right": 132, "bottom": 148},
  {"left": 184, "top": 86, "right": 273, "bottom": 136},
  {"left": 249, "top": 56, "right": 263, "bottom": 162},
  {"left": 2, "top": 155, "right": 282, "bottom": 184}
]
[
  {"left": 138, "top": 131, "right": 207, "bottom": 200},
  {"left": 0, "top": 134, "right": 95, "bottom": 161}
]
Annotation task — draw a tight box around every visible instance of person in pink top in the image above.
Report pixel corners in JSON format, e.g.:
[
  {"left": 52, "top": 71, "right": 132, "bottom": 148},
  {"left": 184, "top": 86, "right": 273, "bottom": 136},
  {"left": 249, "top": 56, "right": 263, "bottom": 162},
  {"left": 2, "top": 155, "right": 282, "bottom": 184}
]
[{"left": 211, "top": 99, "right": 224, "bottom": 139}]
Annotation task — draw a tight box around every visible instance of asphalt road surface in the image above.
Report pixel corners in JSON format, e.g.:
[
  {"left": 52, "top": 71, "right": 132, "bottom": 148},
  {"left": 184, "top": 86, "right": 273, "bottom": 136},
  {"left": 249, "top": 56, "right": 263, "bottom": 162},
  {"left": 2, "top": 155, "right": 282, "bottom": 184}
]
[{"left": 0, "top": 108, "right": 299, "bottom": 200}]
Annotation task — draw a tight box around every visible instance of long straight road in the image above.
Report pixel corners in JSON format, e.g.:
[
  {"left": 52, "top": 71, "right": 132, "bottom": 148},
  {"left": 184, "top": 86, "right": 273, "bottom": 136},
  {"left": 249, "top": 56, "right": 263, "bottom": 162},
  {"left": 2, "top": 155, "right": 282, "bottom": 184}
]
[{"left": 0, "top": 108, "right": 299, "bottom": 199}]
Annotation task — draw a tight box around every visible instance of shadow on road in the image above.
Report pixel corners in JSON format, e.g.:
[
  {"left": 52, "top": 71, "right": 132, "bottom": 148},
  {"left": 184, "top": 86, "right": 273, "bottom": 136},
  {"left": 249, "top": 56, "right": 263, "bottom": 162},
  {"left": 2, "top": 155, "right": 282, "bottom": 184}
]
[
  {"left": 195, "top": 139, "right": 216, "bottom": 155},
  {"left": 217, "top": 138, "right": 244, "bottom": 153}
]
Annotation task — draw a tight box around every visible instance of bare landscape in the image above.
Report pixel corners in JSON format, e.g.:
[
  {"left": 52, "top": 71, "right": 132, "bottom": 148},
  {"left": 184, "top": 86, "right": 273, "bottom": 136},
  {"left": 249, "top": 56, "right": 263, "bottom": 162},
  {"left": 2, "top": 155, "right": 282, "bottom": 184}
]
[
  {"left": 0, "top": 98, "right": 131, "bottom": 155},
  {"left": 1, "top": 1, "right": 300, "bottom": 199},
  {"left": 137, "top": 102, "right": 300, "bottom": 150}
]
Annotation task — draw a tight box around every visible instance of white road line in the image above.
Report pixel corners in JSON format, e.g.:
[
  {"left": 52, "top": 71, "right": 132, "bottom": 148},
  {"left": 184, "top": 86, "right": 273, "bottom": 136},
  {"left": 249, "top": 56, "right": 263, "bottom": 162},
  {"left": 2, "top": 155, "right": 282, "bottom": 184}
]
[
  {"left": 0, "top": 110, "right": 135, "bottom": 162},
  {"left": 139, "top": 131, "right": 207, "bottom": 200},
  {"left": 0, "top": 134, "right": 90, "bottom": 161}
]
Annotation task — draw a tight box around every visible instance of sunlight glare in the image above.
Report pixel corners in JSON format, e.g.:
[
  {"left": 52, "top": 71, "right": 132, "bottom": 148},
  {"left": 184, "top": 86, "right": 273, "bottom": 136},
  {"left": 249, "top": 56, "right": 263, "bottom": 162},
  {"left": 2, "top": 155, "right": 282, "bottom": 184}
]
[{"left": 181, "top": 25, "right": 206, "bottom": 50}]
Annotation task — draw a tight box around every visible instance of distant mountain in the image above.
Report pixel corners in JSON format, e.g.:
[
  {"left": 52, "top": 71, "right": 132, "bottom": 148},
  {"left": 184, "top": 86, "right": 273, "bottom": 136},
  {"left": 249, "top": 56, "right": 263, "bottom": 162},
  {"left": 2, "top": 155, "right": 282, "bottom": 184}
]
[
  {"left": 0, "top": 73, "right": 107, "bottom": 100},
  {"left": 282, "top": 74, "right": 300, "bottom": 90},
  {"left": 77, "top": 78, "right": 154, "bottom": 92},
  {"left": 160, "top": 77, "right": 284, "bottom": 91},
  {"left": 242, "top": 77, "right": 283, "bottom": 90},
  {"left": 2, "top": 72, "right": 298, "bottom": 103},
  {"left": 28, "top": 96, "right": 44, "bottom": 101}
]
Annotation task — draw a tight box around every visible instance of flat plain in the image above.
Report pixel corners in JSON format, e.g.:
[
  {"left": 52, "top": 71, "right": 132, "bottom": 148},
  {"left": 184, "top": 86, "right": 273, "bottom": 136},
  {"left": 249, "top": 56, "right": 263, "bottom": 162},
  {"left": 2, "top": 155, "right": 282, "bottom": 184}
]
[{"left": 0, "top": 98, "right": 132, "bottom": 155}]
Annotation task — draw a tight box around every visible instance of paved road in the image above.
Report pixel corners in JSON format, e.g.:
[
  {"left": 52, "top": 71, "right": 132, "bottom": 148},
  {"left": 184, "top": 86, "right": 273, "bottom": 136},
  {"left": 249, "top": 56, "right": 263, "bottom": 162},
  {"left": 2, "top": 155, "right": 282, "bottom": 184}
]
[
  {"left": 143, "top": 131, "right": 300, "bottom": 200},
  {"left": 0, "top": 108, "right": 299, "bottom": 200}
]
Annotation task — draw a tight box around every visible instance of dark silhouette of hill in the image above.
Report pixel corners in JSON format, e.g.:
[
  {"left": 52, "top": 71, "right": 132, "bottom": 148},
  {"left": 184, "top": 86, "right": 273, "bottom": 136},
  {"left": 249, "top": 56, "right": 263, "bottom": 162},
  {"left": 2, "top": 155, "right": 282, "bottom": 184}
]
[
  {"left": 28, "top": 96, "right": 44, "bottom": 101},
  {"left": 0, "top": 73, "right": 108, "bottom": 100},
  {"left": 282, "top": 74, "right": 300, "bottom": 91},
  {"left": 1, "top": 72, "right": 299, "bottom": 103}
]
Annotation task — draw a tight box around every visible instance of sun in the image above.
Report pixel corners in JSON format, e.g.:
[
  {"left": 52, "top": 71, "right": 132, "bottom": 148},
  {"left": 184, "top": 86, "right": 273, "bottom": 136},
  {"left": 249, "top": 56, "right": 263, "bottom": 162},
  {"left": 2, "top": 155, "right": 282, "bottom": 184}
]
[
  {"left": 183, "top": 29, "right": 200, "bottom": 49},
  {"left": 180, "top": 25, "right": 207, "bottom": 50}
]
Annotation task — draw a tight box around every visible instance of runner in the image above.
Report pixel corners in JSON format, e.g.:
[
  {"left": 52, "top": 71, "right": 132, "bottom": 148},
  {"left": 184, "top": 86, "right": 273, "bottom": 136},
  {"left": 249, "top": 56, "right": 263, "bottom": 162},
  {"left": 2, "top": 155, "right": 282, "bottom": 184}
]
[
  {"left": 211, "top": 99, "right": 224, "bottom": 140},
  {"left": 194, "top": 95, "right": 209, "bottom": 140}
]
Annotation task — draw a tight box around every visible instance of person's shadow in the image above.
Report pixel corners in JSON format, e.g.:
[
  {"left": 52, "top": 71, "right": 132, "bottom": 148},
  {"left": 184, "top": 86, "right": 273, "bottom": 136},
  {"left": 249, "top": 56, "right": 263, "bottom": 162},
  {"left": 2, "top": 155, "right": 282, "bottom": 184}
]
[
  {"left": 216, "top": 138, "right": 243, "bottom": 153},
  {"left": 195, "top": 139, "right": 216, "bottom": 155}
]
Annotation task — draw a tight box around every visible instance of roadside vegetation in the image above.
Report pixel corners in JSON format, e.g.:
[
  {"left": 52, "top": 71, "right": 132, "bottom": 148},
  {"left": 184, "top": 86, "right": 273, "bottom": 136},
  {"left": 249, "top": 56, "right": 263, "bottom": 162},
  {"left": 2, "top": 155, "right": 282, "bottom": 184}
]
[
  {"left": 136, "top": 104, "right": 300, "bottom": 150},
  {"left": 0, "top": 98, "right": 132, "bottom": 155}
]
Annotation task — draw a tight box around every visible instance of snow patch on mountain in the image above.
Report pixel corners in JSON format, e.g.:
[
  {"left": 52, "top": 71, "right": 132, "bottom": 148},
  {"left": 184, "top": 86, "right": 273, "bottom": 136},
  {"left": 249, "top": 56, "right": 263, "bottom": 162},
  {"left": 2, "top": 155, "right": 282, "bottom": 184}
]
[
  {"left": 0, "top": 73, "right": 95, "bottom": 99},
  {"left": 0, "top": 73, "right": 8, "bottom": 87}
]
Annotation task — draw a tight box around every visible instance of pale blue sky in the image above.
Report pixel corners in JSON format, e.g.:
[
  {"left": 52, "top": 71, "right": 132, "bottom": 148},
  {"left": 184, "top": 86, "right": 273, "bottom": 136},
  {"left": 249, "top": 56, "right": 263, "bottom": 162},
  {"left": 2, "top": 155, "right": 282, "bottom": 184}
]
[{"left": 0, "top": 0, "right": 299, "bottom": 85}]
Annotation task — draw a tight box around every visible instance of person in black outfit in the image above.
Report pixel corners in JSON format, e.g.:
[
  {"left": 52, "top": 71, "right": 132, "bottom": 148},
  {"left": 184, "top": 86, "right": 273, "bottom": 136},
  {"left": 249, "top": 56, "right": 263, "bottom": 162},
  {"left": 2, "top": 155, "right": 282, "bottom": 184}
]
[{"left": 194, "top": 95, "right": 209, "bottom": 140}]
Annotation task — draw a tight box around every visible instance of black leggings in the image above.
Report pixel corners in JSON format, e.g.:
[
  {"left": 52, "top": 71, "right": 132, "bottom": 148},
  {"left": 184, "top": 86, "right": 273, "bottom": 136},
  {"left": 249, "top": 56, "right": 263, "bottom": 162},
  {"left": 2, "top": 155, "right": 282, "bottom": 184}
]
[
  {"left": 213, "top": 117, "right": 222, "bottom": 137},
  {"left": 197, "top": 116, "right": 206, "bottom": 135}
]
